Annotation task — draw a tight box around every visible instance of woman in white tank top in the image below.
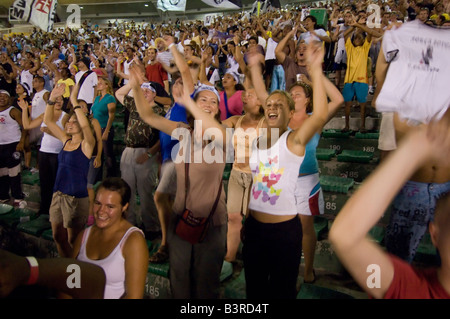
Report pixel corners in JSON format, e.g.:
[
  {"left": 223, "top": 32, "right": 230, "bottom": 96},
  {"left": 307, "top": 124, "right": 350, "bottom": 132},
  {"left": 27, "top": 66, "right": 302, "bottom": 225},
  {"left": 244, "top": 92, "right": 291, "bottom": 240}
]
[
  {"left": 72, "top": 177, "right": 149, "bottom": 299},
  {"left": 240, "top": 41, "right": 332, "bottom": 299},
  {"left": 18, "top": 95, "right": 69, "bottom": 216}
]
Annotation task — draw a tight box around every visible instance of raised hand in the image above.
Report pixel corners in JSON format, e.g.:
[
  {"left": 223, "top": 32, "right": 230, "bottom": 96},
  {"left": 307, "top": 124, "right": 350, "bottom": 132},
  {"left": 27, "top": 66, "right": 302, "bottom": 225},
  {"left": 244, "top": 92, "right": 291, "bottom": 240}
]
[
  {"left": 18, "top": 98, "right": 28, "bottom": 111},
  {"left": 127, "top": 64, "right": 142, "bottom": 89},
  {"left": 50, "top": 82, "right": 66, "bottom": 101},
  {"left": 305, "top": 41, "right": 325, "bottom": 70}
]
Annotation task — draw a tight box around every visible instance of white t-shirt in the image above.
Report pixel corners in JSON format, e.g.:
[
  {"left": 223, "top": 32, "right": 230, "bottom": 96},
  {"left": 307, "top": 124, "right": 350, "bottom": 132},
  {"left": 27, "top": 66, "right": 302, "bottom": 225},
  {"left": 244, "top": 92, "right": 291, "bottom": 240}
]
[
  {"left": 75, "top": 70, "right": 98, "bottom": 104},
  {"left": 376, "top": 20, "right": 450, "bottom": 124},
  {"left": 265, "top": 37, "right": 278, "bottom": 61},
  {"left": 299, "top": 29, "right": 328, "bottom": 44}
]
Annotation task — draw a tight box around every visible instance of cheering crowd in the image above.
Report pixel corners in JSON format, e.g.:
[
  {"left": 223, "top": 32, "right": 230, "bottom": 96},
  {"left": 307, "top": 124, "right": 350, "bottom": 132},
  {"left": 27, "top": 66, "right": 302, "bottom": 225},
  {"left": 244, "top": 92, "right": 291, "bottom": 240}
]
[{"left": 0, "top": 0, "right": 449, "bottom": 300}]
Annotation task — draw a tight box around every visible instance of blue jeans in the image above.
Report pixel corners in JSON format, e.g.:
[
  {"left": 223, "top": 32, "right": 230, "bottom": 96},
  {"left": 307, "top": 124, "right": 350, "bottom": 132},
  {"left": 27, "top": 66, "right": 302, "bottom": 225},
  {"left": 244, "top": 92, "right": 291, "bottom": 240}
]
[
  {"left": 385, "top": 180, "right": 450, "bottom": 263},
  {"left": 269, "top": 65, "right": 286, "bottom": 93}
]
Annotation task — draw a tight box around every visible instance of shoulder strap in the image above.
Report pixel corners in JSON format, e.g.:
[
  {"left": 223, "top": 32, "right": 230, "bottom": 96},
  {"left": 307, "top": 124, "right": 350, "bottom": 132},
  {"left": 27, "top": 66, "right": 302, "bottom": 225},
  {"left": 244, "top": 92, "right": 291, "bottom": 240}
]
[
  {"left": 207, "top": 181, "right": 222, "bottom": 220},
  {"left": 223, "top": 91, "right": 232, "bottom": 119},
  {"left": 78, "top": 70, "right": 93, "bottom": 91},
  {"left": 206, "top": 66, "right": 215, "bottom": 81},
  {"left": 184, "top": 161, "right": 222, "bottom": 220},
  {"left": 235, "top": 115, "right": 245, "bottom": 128},
  {"left": 63, "top": 138, "right": 72, "bottom": 148},
  {"left": 120, "top": 226, "right": 145, "bottom": 250}
]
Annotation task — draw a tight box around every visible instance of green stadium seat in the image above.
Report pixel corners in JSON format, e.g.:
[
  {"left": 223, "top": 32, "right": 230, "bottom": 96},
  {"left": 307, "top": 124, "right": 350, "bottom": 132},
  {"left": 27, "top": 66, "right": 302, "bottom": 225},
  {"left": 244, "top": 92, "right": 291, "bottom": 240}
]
[
  {"left": 368, "top": 225, "right": 385, "bottom": 245},
  {"left": 414, "top": 233, "right": 440, "bottom": 266},
  {"left": 316, "top": 148, "right": 336, "bottom": 161},
  {"left": 320, "top": 175, "right": 354, "bottom": 193},
  {"left": 220, "top": 261, "right": 233, "bottom": 282},
  {"left": 22, "top": 172, "right": 40, "bottom": 186},
  {"left": 337, "top": 150, "right": 374, "bottom": 163},
  {"left": 322, "top": 129, "right": 352, "bottom": 138},
  {"left": 0, "top": 203, "right": 13, "bottom": 215},
  {"left": 0, "top": 207, "right": 38, "bottom": 228},
  {"left": 41, "top": 228, "right": 54, "bottom": 241},
  {"left": 223, "top": 163, "right": 232, "bottom": 180},
  {"left": 148, "top": 243, "right": 169, "bottom": 277},
  {"left": 17, "top": 214, "right": 51, "bottom": 236},
  {"left": 297, "top": 283, "right": 354, "bottom": 299},
  {"left": 355, "top": 131, "right": 380, "bottom": 139},
  {"left": 314, "top": 216, "right": 328, "bottom": 240}
]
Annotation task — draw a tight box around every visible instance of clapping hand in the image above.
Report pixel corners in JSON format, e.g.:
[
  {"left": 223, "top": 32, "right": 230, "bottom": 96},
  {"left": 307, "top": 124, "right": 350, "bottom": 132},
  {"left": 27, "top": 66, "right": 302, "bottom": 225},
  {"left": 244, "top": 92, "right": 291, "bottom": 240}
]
[{"left": 50, "top": 83, "right": 66, "bottom": 101}]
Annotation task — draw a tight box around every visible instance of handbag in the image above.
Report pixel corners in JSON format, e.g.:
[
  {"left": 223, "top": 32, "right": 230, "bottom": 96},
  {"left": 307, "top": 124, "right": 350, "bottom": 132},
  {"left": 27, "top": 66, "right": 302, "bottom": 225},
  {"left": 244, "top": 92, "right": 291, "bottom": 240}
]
[{"left": 175, "top": 162, "right": 222, "bottom": 244}]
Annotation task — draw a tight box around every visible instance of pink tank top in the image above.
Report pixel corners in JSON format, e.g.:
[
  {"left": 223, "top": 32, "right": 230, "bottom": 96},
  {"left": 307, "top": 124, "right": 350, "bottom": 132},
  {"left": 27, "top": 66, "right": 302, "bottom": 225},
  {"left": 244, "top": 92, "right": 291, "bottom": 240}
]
[{"left": 77, "top": 226, "right": 144, "bottom": 299}]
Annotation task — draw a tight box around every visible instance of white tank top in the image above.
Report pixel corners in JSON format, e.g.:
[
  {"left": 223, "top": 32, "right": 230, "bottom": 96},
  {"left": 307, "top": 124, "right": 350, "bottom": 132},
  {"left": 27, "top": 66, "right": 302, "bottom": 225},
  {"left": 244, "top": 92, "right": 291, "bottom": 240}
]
[
  {"left": 0, "top": 106, "right": 21, "bottom": 144},
  {"left": 39, "top": 111, "right": 66, "bottom": 154},
  {"left": 31, "top": 89, "right": 49, "bottom": 120},
  {"left": 248, "top": 130, "right": 304, "bottom": 215},
  {"left": 77, "top": 226, "right": 144, "bottom": 299}
]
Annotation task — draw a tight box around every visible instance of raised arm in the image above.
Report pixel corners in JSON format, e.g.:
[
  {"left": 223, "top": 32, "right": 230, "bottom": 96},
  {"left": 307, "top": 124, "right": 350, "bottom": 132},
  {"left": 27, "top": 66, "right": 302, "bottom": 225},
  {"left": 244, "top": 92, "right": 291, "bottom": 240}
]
[
  {"left": 275, "top": 27, "right": 297, "bottom": 64},
  {"left": 44, "top": 84, "right": 69, "bottom": 143},
  {"left": 18, "top": 99, "right": 42, "bottom": 129},
  {"left": 128, "top": 64, "right": 178, "bottom": 137},
  {"left": 329, "top": 111, "right": 450, "bottom": 299},
  {"left": 165, "top": 35, "right": 195, "bottom": 94},
  {"left": 291, "top": 42, "right": 328, "bottom": 146},
  {"left": 247, "top": 51, "right": 269, "bottom": 107}
]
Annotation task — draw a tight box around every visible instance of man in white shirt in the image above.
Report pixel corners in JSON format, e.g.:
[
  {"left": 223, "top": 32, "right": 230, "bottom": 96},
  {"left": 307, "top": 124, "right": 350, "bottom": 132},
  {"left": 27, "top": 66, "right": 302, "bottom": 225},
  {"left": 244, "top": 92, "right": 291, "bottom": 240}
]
[{"left": 75, "top": 56, "right": 98, "bottom": 112}]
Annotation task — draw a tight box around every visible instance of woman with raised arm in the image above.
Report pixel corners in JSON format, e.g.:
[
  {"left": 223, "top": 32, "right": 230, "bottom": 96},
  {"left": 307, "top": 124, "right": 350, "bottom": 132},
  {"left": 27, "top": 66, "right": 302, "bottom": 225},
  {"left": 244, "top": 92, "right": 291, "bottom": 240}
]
[
  {"left": 43, "top": 82, "right": 96, "bottom": 258},
  {"left": 242, "top": 41, "right": 329, "bottom": 299},
  {"left": 287, "top": 68, "right": 344, "bottom": 284},
  {"left": 128, "top": 47, "right": 228, "bottom": 299},
  {"left": 19, "top": 94, "right": 69, "bottom": 217},
  {"left": 329, "top": 111, "right": 450, "bottom": 299}
]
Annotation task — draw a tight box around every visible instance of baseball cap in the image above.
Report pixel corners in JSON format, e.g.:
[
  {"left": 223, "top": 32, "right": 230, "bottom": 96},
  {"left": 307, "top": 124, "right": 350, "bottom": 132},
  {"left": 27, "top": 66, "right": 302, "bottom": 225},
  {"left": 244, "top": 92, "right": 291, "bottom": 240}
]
[
  {"left": 0, "top": 89, "right": 10, "bottom": 96},
  {"left": 194, "top": 84, "right": 220, "bottom": 102},
  {"left": 79, "top": 56, "right": 91, "bottom": 68}
]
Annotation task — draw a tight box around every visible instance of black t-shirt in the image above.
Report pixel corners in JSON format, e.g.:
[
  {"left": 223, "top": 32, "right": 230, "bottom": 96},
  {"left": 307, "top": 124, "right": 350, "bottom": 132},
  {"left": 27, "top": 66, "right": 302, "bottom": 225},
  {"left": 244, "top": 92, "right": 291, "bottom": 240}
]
[{"left": 0, "top": 63, "right": 17, "bottom": 97}]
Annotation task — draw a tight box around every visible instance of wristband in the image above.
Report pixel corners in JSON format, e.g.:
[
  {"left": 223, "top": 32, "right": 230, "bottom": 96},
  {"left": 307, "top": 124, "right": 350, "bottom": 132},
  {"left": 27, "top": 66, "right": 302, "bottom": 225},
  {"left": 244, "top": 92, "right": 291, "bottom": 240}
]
[
  {"left": 147, "top": 152, "right": 153, "bottom": 158},
  {"left": 168, "top": 43, "right": 175, "bottom": 49},
  {"left": 25, "top": 256, "right": 39, "bottom": 285},
  {"left": 73, "top": 106, "right": 81, "bottom": 111},
  {"left": 47, "top": 100, "right": 56, "bottom": 105}
]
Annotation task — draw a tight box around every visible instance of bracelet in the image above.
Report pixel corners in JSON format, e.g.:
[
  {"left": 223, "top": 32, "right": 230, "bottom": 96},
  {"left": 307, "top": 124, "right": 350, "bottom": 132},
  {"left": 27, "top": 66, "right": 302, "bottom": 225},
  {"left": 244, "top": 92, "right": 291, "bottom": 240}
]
[
  {"left": 25, "top": 256, "right": 39, "bottom": 285},
  {"left": 73, "top": 106, "right": 81, "bottom": 111},
  {"left": 147, "top": 152, "right": 153, "bottom": 158},
  {"left": 47, "top": 100, "right": 56, "bottom": 105}
]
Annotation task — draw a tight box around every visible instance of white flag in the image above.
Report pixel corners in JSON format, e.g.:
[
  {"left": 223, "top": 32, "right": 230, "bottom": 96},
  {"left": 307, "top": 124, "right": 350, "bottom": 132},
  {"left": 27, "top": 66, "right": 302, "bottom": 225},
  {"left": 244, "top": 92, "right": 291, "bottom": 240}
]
[
  {"left": 10, "top": 0, "right": 57, "bottom": 32},
  {"left": 201, "top": 0, "right": 242, "bottom": 10},
  {"left": 157, "top": 0, "right": 186, "bottom": 12}
]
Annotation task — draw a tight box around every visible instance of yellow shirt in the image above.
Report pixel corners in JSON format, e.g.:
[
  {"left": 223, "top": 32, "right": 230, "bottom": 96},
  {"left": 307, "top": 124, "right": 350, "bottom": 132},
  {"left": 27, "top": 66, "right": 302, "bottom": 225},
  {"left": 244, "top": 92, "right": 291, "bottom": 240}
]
[
  {"left": 344, "top": 37, "right": 372, "bottom": 84},
  {"left": 57, "top": 78, "right": 75, "bottom": 98}
]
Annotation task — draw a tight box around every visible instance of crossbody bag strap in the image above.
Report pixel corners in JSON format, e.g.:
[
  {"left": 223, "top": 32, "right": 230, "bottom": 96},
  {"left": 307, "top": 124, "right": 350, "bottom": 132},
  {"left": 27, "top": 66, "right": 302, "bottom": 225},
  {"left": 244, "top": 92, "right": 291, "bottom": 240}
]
[{"left": 184, "top": 161, "right": 222, "bottom": 220}]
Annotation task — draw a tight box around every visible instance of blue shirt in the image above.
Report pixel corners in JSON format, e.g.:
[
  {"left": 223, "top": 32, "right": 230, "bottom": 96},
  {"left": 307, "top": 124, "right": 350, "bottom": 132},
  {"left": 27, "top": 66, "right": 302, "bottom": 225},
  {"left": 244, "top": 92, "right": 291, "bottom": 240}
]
[{"left": 159, "top": 102, "right": 187, "bottom": 162}]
